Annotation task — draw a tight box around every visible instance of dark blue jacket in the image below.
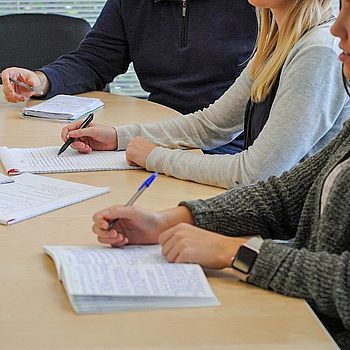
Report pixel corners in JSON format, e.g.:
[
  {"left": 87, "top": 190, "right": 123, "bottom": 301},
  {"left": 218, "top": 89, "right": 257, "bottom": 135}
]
[{"left": 41, "top": 0, "right": 257, "bottom": 115}]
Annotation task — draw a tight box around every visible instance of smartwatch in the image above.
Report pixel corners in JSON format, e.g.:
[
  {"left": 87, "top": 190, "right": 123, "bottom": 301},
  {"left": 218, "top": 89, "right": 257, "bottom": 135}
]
[{"left": 231, "top": 236, "right": 263, "bottom": 281}]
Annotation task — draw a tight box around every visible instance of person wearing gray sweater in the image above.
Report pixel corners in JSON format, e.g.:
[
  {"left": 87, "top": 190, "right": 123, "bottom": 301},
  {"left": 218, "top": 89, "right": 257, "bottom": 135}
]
[{"left": 61, "top": 1, "right": 350, "bottom": 189}]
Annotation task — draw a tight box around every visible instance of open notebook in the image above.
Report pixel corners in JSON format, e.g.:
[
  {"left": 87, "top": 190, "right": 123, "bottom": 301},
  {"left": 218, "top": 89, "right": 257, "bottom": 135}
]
[
  {"left": 44, "top": 245, "right": 220, "bottom": 314},
  {"left": 0, "top": 146, "right": 140, "bottom": 175},
  {"left": 0, "top": 173, "right": 109, "bottom": 225},
  {"left": 22, "top": 94, "right": 104, "bottom": 122}
]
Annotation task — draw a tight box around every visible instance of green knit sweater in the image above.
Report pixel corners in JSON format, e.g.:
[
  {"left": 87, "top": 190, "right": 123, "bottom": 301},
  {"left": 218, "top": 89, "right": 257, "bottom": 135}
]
[{"left": 181, "top": 120, "right": 350, "bottom": 348}]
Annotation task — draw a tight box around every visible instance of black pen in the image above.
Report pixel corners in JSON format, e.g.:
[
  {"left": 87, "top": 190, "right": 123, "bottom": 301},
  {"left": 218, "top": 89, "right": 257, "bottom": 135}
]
[{"left": 57, "top": 113, "right": 94, "bottom": 156}]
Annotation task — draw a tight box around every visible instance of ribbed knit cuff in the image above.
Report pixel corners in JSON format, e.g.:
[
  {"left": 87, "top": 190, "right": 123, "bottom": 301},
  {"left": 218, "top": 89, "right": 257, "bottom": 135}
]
[
  {"left": 178, "top": 200, "right": 218, "bottom": 231},
  {"left": 248, "top": 240, "right": 292, "bottom": 289},
  {"left": 116, "top": 124, "right": 141, "bottom": 150}
]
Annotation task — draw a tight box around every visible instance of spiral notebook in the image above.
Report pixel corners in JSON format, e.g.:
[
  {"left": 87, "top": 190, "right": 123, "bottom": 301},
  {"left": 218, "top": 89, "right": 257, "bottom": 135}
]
[
  {"left": 0, "top": 173, "right": 109, "bottom": 225},
  {"left": 0, "top": 146, "right": 140, "bottom": 175}
]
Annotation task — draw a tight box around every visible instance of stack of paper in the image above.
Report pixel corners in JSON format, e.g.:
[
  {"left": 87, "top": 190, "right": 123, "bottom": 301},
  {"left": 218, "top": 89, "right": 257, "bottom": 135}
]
[{"left": 22, "top": 94, "right": 104, "bottom": 122}]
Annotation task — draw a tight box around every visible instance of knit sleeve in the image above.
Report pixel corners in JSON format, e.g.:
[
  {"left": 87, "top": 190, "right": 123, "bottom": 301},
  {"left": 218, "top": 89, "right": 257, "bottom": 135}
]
[
  {"left": 179, "top": 121, "right": 349, "bottom": 239},
  {"left": 248, "top": 241, "right": 350, "bottom": 331}
]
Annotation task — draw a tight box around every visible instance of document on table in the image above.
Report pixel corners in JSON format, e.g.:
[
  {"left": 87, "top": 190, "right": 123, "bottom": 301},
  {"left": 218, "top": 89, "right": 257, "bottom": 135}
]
[
  {"left": 44, "top": 245, "right": 220, "bottom": 313},
  {"left": 0, "top": 146, "right": 140, "bottom": 175},
  {"left": 0, "top": 173, "right": 109, "bottom": 225}
]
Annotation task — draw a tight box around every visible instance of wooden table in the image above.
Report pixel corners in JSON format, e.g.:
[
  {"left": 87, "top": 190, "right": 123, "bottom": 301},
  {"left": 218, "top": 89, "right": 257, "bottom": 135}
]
[{"left": 0, "top": 92, "right": 338, "bottom": 349}]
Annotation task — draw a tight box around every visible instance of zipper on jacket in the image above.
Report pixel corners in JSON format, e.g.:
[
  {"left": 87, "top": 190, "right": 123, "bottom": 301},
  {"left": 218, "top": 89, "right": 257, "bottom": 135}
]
[{"left": 181, "top": 0, "right": 188, "bottom": 47}]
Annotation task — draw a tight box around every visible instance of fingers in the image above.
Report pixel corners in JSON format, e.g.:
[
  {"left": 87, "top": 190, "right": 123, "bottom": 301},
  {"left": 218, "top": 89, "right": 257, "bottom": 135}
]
[
  {"left": 69, "top": 140, "right": 93, "bottom": 153},
  {"left": 159, "top": 223, "right": 192, "bottom": 263},
  {"left": 1, "top": 68, "right": 35, "bottom": 103},
  {"left": 61, "top": 121, "right": 96, "bottom": 142},
  {"left": 92, "top": 207, "right": 130, "bottom": 247}
]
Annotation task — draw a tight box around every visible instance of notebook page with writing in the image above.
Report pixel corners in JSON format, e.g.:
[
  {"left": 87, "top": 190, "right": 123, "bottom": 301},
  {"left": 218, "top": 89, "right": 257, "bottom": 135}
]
[
  {"left": 44, "top": 244, "right": 220, "bottom": 313},
  {"left": 0, "top": 173, "right": 109, "bottom": 225},
  {"left": 44, "top": 245, "right": 167, "bottom": 280},
  {"left": 0, "top": 146, "right": 140, "bottom": 174},
  {"left": 61, "top": 263, "right": 219, "bottom": 313}
]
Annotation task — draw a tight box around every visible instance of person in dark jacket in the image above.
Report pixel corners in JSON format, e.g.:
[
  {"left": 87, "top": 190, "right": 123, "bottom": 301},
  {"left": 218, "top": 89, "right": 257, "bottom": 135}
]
[
  {"left": 91, "top": 2, "right": 350, "bottom": 347},
  {"left": 1, "top": 0, "right": 257, "bottom": 154}
]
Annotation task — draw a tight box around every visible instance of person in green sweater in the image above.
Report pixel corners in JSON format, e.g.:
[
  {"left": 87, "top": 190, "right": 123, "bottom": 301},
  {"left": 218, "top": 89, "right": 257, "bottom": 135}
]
[{"left": 91, "top": 1, "right": 350, "bottom": 347}]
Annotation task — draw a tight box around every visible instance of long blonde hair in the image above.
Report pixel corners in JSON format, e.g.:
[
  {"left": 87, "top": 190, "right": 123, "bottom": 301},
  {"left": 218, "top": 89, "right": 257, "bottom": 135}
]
[{"left": 250, "top": 0, "right": 333, "bottom": 103}]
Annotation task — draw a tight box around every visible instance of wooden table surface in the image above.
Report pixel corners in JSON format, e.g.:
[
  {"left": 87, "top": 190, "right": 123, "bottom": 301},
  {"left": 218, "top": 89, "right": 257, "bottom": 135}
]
[{"left": 0, "top": 92, "right": 338, "bottom": 349}]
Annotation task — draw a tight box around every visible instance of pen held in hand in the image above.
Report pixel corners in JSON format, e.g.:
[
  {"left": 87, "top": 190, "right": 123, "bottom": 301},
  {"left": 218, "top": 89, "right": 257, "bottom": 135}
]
[
  {"left": 108, "top": 172, "right": 158, "bottom": 231},
  {"left": 8, "top": 77, "right": 43, "bottom": 95},
  {"left": 57, "top": 113, "right": 94, "bottom": 156}
]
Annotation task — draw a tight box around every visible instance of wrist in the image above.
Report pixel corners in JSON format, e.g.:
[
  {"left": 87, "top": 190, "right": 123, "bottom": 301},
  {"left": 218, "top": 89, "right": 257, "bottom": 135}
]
[
  {"left": 112, "top": 126, "right": 119, "bottom": 150},
  {"left": 34, "top": 71, "right": 50, "bottom": 97},
  {"left": 159, "top": 206, "right": 194, "bottom": 231}
]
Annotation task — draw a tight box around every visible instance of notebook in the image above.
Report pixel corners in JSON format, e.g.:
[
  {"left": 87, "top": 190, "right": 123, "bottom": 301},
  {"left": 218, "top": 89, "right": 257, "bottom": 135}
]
[
  {"left": 22, "top": 94, "right": 104, "bottom": 122},
  {"left": 44, "top": 244, "right": 220, "bottom": 314},
  {"left": 0, "top": 173, "right": 109, "bottom": 225},
  {"left": 0, "top": 146, "right": 140, "bottom": 175}
]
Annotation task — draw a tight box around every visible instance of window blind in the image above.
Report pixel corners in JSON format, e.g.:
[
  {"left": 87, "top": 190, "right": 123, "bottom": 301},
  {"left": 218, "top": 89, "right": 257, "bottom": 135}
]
[{"left": 0, "top": 0, "right": 148, "bottom": 98}]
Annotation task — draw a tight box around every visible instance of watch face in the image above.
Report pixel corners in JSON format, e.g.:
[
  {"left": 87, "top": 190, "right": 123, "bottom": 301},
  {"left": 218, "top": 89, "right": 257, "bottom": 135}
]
[{"left": 232, "top": 246, "right": 258, "bottom": 274}]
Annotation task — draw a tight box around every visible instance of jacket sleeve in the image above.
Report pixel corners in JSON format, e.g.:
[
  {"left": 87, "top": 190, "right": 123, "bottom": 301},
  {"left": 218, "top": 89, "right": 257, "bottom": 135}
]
[
  {"left": 40, "top": 0, "right": 130, "bottom": 97},
  {"left": 118, "top": 42, "right": 349, "bottom": 189}
]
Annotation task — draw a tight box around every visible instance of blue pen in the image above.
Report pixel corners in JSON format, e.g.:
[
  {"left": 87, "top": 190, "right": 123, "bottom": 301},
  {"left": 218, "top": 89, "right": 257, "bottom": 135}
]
[{"left": 108, "top": 172, "right": 158, "bottom": 230}]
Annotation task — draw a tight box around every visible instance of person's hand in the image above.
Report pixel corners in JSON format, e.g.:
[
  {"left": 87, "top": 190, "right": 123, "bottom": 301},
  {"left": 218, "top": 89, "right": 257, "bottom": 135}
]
[
  {"left": 92, "top": 205, "right": 168, "bottom": 247},
  {"left": 159, "top": 223, "right": 249, "bottom": 269},
  {"left": 1, "top": 67, "right": 48, "bottom": 103},
  {"left": 61, "top": 122, "right": 117, "bottom": 153},
  {"left": 126, "top": 137, "right": 157, "bottom": 167},
  {"left": 92, "top": 205, "right": 194, "bottom": 248}
]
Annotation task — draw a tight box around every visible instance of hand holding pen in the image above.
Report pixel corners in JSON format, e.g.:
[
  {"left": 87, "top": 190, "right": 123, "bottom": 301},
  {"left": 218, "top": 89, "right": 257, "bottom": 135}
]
[
  {"left": 1, "top": 68, "right": 45, "bottom": 103},
  {"left": 108, "top": 172, "right": 158, "bottom": 230},
  {"left": 58, "top": 113, "right": 94, "bottom": 156}
]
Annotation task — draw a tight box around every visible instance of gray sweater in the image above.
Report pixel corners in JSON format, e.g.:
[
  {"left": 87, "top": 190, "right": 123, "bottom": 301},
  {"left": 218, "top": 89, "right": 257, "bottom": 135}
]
[
  {"left": 181, "top": 120, "right": 350, "bottom": 348},
  {"left": 117, "top": 23, "right": 350, "bottom": 189}
]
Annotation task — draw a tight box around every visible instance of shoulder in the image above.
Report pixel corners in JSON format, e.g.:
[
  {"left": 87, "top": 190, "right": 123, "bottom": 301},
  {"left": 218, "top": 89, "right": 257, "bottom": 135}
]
[
  {"left": 281, "top": 23, "right": 341, "bottom": 77},
  {"left": 300, "top": 22, "right": 339, "bottom": 49}
]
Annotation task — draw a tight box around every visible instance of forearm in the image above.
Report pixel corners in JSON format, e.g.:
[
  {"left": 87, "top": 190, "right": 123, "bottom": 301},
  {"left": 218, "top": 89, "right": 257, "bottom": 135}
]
[
  {"left": 117, "top": 66, "right": 252, "bottom": 150},
  {"left": 32, "top": 71, "right": 50, "bottom": 97},
  {"left": 249, "top": 241, "right": 350, "bottom": 327},
  {"left": 39, "top": 0, "right": 130, "bottom": 97},
  {"left": 177, "top": 129, "right": 344, "bottom": 238}
]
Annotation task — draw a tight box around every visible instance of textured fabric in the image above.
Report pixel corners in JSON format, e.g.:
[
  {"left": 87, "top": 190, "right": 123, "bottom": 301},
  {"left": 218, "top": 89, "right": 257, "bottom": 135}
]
[
  {"left": 117, "top": 22, "right": 350, "bottom": 189},
  {"left": 180, "top": 120, "right": 350, "bottom": 348},
  {"left": 321, "top": 158, "right": 350, "bottom": 215},
  {"left": 39, "top": 0, "right": 257, "bottom": 115}
]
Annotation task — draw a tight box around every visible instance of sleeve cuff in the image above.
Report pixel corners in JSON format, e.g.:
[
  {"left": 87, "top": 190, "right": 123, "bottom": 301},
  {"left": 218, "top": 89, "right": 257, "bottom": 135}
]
[
  {"left": 247, "top": 240, "right": 292, "bottom": 289},
  {"left": 116, "top": 124, "right": 141, "bottom": 150}
]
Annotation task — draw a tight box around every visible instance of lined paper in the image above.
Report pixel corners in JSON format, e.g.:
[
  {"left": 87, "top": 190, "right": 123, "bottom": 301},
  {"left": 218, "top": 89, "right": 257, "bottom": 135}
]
[{"left": 0, "top": 146, "right": 140, "bottom": 174}]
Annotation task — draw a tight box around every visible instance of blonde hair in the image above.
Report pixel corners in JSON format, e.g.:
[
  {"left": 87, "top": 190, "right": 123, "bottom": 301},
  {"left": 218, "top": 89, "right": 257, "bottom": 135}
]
[{"left": 250, "top": 0, "right": 333, "bottom": 103}]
